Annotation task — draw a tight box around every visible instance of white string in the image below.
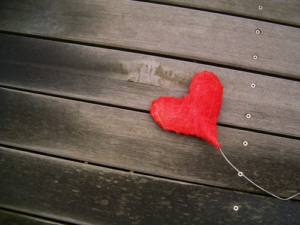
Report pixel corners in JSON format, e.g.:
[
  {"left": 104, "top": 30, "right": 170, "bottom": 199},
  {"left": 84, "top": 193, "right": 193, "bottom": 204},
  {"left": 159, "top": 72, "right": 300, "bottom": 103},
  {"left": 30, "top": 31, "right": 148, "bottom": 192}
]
[{"left": 219, "top": 148, "right": 300, "bottom": 201}]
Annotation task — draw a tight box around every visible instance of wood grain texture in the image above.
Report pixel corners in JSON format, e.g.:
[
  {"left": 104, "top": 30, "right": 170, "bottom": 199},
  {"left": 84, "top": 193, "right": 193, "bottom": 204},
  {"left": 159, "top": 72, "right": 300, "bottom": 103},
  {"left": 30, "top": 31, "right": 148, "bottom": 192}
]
[
  {"left": 145, "top": 0, "right": 300, "bottom": 26},
  {"left": 0, "top": 88, "right": 299, "bottom": 199},
  {"left": 0, "top": 147, "right": 299, "bottom": 225},
  {"left": 0, "top": 0, "right": 299, "bottom": 79},
  {"left": 0, "top": 34, "right": 299, "bottom": 137},
  {"left": 0, "top": 209, "right": 65, "bottom": 225}
]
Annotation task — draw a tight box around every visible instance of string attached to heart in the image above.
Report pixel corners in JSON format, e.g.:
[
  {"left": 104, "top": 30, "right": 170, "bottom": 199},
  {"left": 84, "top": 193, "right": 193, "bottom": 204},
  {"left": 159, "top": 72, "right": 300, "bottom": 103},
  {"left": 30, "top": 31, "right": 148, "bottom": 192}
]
[
  {"left": 219, "top": 149, "right": 300, "bottom": 200},
  {"left": 150, "top": 71, "right": 300, "bottom": 200}
]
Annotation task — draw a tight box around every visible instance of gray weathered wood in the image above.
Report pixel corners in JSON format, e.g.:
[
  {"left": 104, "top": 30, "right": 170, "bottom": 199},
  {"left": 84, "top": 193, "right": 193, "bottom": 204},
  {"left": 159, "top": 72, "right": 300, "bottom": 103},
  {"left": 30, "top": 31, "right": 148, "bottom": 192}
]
[
  {"left": 0, "top": 209, "right": 65, "bottom": 225},
  {"left": 0, "top": 34, "right": 299, "bottom": 137},
  {"left": 145, "top": 0, "right": 300, "bottom": 26},
  {"left": 0, "top": 88, "right": 299, "bottom": 198},
  {"left": 0, "top": 0, "right": 299, "bottom": 79},
  {"left": 0, "top": 147, "right": 299, "bottom": 225}
]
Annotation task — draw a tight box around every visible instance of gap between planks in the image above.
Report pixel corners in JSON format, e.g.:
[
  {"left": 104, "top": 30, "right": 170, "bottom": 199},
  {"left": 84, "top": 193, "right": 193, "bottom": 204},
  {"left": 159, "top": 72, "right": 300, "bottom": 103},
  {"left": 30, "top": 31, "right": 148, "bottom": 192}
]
[{"left": 0, "top": 208, "right": 72, "bottom": 225}]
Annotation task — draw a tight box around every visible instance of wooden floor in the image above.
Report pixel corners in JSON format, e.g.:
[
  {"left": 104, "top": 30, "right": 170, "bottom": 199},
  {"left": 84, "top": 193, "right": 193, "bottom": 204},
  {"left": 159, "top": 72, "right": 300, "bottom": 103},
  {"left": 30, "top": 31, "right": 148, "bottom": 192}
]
[{"left": 0, "top": 0, "right": 299, "bottom": 224}]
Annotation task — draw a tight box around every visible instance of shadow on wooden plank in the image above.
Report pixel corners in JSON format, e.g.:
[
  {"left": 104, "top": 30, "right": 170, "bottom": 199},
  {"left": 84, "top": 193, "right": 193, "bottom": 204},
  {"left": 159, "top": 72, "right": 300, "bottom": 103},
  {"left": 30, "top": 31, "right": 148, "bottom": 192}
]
[{"left": 0, "top": 147, "right": 299, "bottom": 225}]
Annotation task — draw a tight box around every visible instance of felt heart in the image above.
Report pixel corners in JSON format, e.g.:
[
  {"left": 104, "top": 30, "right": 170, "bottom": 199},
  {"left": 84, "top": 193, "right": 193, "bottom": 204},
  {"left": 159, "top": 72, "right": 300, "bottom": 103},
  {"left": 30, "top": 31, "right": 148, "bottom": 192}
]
[{"left": 150, "top": 71, "right": 223, "bottom": 149}]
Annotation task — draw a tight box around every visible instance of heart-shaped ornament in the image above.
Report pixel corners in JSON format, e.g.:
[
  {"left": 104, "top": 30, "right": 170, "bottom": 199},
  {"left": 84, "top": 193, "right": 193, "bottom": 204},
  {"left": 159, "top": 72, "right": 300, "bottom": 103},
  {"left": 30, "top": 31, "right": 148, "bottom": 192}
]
[
  {"left": 150, "top": 71, "right": 300, "bottom": 200},
  {"left": 150, "top": 71, "right": 223, "bottom": 149}
]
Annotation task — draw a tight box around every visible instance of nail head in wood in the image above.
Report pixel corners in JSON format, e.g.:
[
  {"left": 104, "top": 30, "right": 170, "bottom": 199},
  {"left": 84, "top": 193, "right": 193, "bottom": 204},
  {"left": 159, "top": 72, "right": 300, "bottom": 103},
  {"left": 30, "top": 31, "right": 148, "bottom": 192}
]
[
  {"left": 255, "top": 29, "right": 261, "bottom": 35},
  {"left": 233, "top": 206, "right": 239, "bottom": 211},
  {"left": 251, "top": 83, "right": 256, "bottom": 88},
  {"left": 258, "top": 6, "right": 263, "bottom": 10},
  {"left": 253, "top": 55, "right": 258, "bottom": 60},
  {"left": 246, "top": 114, "right": 252, "bottom": 119},
  {"left": 243, "top": 141, "right": 248, "bottom": 146}
]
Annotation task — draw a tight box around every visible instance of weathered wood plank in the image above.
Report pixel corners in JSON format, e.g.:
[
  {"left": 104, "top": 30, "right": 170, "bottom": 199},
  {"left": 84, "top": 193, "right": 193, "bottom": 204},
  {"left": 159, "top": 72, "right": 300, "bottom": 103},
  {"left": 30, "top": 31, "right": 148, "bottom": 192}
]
[
  {"left": 0, "top": 209, "right": 65, "bottom": 225},
  {"left": 0, "top": 0, "right": 299, "bottom": 79},
  {"left": 0, "top": 147, "right": 299, "bottom": 225},
  {"left": 0, "top": 34, "right": 299, "bottom": 137},
  {"left": 145, "top": 0, "right": 300, "bottom": 26},
  {"left": 0, "top": 88, "right": 299, "bottom": 198}
]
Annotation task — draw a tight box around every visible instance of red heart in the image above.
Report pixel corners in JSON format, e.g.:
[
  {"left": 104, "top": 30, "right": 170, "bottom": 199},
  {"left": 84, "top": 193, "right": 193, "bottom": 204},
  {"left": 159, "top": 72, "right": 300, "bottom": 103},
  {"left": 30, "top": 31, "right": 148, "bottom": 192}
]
[{"left": 150, "top": 71, "right": 223, "bottom": 149}]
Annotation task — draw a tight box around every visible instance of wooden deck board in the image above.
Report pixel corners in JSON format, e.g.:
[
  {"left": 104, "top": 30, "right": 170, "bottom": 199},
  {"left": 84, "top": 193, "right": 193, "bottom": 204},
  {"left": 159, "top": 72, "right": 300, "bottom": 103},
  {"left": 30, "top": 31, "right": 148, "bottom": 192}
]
[
  {"left": 0, "top": 0, "right": 299, "bottom": 223},
  {"left": 0, "top": 34, "right": 299, "bottom": 137},
  {"left": 1, "top": 147, "right": 299, "bottom": 225},
  {"left": 0, "top": 0, "right": 299, "bottom": 79},
  {"left": 0, "top": 88, "right": 299, "bottom": 198},
  {"left": 145, "top": 0, "right": 300, "bottom": 26}
]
